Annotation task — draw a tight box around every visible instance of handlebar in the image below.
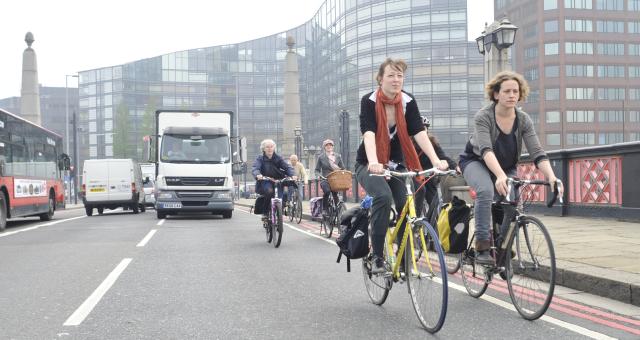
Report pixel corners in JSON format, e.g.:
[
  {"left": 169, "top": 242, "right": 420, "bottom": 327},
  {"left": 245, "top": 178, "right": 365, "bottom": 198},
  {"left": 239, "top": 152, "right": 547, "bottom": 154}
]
[
  {"left": 369, "top": 167, "right": 457, "bottom": 178},
  {"left": 506, "top": 178, "right": 564, "bottom": 208},
  {"left": 259, "top": 176, "right": 296, "bottom": 184}
]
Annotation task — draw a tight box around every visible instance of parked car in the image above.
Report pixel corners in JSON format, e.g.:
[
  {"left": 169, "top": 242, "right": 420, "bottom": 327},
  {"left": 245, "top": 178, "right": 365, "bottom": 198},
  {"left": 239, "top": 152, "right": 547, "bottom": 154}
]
[
  {"left": 82, "top": 159, "right": 146, "bottom": 216},
  {"left": 143, "top": 178, "right": 156, "bottom": 208}
]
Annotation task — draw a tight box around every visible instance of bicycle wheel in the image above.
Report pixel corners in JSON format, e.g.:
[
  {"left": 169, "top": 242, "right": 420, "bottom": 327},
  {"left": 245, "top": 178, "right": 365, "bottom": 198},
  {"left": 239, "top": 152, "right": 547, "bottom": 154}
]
[
  {"left": 323, "top": 199, "right": 335, "bottom": 238},
  {"left": 294, "top": 195, "right": 303, "bottom": 223},
  {"left": 273, "top": 203, "right": 283, "bottom": 248},
  {"left": 406, "top": 220, "right": 448, "bottom": 333},
  {"left": 361, "top": 252, "right": 391, "bottom": 305},
  {"left": 265, "top": 211, "right": 273, "bottom": 244},
  {"left": 506, "top": 216, "right": 556, "bottom": 320},
  {"left": 333, "top": 202, "right": 346, "bottom": 235},
  {"left": 460, "top": 243, "right": 490, "bottom": 298}
]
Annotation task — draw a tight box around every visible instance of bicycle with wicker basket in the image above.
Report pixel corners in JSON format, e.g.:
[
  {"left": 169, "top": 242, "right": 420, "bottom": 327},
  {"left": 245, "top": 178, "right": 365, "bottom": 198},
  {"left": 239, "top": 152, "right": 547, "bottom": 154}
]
[{"left": 319, "top": 170, "right": 351, "bottom": 238}]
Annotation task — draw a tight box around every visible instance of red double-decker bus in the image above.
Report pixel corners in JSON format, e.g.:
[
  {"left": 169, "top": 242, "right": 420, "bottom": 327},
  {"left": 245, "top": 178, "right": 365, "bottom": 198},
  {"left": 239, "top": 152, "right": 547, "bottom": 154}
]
[{"left": 0, "top": 108, "right": 66, "bottom": 231}]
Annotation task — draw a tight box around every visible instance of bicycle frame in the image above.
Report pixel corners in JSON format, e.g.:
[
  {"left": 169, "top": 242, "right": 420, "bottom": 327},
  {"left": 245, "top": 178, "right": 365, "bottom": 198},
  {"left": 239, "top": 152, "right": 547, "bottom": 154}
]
[{"left": 270, "top": 184, "right": 282, "bottom": 225}]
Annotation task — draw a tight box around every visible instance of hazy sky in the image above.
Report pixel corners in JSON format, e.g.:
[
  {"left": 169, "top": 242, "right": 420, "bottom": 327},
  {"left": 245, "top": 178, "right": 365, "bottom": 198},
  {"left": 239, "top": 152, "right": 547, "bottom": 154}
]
[{"left": 0, "top": 0, "right": 493, "bottom": 99}]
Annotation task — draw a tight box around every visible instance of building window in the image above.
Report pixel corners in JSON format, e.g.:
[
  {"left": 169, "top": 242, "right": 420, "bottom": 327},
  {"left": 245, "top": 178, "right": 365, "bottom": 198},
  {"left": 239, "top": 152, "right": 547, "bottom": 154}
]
[
  {"left": 566, "top": 88, "right": 594, "bottom": 100},
  {"left": 566, "top": 64, "right": 594, "bottom": 77},
  {"left": 631, "top": 0, "right": 640, "bottom": 11},
  {"left": 630, "top": 66, "right": 640, "bottom": 78},
  {"left": 597, "top": 43, "right": 625, "bottom": 55},
  {"left": 545, "top": 20, "right": 559, "bottom": 32},
  {"left": 597, "top": 65, "right": 625, "bottom": 77},
  {"left": 567, "top": 133, "right": 595, "bottom": 145},
  {"left": 597, "top": 88, "right": 625, "bottom": 100},
  {"left": 525, "top": 46, "right": 539, "bottom": 59},
  {"left": 596, "top": 0, "right": 624, "bottom": 10},
  {"left": 630, "top": 44, "right": 640, "bottom": 55},
  {"left": 598, "top": 111, "right": 623, "bottom": 122},
  {"left": 630, "top": 89, "right": 640, "bottom": 101},
  {"left": 630, "top": 111, "right": 640, "bottom": 122},
  {"left": 545, "top": 0, "right": 558, "bottom": 10},
  {"left": 545, "top": 88, "right": 560, "bottom": 100},
  {"left": 524, "top": 24, "right": 538, "bottom": 38},
  {"left": 546, "top": 111, "right": 561, "bottom": 123},
  {"left": 545, "top": 65, "right": 560, "bottom": 77},
  {"left": 565, "top": 41, "right": 593, "bottom": 54},
  {"left": 525, "top": 68, "right": 539, "bottom": 81},
  {"left": 567, "top": 110, "right": 595, "bottom": 122},
  {"left": 565, "top": 0, "right": 592, "bottom": 8},
  {"left": 545, "top": 42, "right": 559, "bottom": 55},
  {"left": 565, "top": 19, "right": 593, "bottom": 32},
  {"left": 599, "top": 133, "right": 623, "bottom": 144},
  {"left": 547, "top": 134, "right": 561, "bottom": 146},
  {"left": 629, "top": 22, "right": 640, "bottom": 34},
  {"left": 596, "top": 20, "right": 625, "bottom": 33},
  {"left": 527, "top": 90, "right": 540, "bottom": 103}
]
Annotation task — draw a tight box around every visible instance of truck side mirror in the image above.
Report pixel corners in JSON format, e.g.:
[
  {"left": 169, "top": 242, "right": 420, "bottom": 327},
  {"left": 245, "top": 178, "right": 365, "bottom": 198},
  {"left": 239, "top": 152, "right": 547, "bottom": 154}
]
[{"left": 143, "top": 135, "right": 154, "bottom": 162}]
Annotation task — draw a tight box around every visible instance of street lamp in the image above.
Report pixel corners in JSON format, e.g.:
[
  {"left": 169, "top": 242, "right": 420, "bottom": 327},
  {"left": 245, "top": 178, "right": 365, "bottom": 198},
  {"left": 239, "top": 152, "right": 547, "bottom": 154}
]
[
  {"left": 340, "top": 109, "right": 350, "bottom": 170},
  {"left": 65, "top": 74, "right": 79, "bottom": 155},
  {"left": 476, "top": 17, "right": 518, "bottom": 87},
  {"left": 294, "top": 126, "right": 302, "bottom": 160}
]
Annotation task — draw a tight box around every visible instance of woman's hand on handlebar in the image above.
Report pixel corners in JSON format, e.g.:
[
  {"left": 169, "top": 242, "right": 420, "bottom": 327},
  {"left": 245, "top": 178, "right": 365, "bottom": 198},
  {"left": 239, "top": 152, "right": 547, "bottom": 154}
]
[
  {"left": 495, "top": 174, "right": 509, "bottom": 197},
  {"left": 435, "top": 159, "right": 448, "bottom": 171},
  {"left": 368, "top": 162, "right": 384, "bottom": 174}
]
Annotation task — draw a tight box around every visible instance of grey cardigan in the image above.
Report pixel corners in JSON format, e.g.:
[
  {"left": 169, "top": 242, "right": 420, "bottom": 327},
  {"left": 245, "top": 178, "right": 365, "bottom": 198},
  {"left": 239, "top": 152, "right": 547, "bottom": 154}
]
[
  {"left": 315, "top": 152, "right": 344, "bottom": 178},
  {"left": 467, "top": 103, "right": 548, "bottom": 167}
]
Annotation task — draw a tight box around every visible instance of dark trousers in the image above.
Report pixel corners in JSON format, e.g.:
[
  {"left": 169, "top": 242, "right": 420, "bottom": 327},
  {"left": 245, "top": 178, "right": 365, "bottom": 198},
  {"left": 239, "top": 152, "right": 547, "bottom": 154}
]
[
  {"left": 355, "top": 163, "right": 407, "bottom": 258},
  {"left": 320, "top": 180, "right": 339, "bottom": 212},
  {"left": 414, "top": 179, "right": 437, "bottom": 217}
]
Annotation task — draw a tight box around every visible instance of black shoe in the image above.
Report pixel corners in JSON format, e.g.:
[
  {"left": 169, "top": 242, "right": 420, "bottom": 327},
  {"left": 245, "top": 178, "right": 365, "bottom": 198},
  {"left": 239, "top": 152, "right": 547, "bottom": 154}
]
[
  {"left": 371, "top": 255, "right": 386, "bottom": 274},
  {"left": 475, "top": 250, "right": 493, "bottom": 265}
]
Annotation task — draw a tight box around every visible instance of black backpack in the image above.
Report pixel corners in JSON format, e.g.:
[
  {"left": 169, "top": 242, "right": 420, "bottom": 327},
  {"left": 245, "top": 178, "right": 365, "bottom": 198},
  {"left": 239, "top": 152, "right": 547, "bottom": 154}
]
[{"left": 336, "top": 206, "right": 370, "bottom": 272}]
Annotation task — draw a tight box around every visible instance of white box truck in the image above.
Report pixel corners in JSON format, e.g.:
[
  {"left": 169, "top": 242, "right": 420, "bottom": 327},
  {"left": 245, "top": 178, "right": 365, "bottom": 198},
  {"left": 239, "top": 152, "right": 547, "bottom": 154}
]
[
  {"left": 153, "top": 110, "right": 239, "bottom": 219},
  {"left": 81, "top": 158, "right": 146, "bottom": 216}
]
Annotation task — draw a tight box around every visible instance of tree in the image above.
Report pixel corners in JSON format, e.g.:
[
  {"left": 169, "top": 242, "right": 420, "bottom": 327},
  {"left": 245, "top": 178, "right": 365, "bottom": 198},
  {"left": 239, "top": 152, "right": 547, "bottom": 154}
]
[
  {"left": 113, "top": 102, "right": 131, "bottom": 158},
  {"left": 141, "top": 97, "right": 158, "bottom": 161}
]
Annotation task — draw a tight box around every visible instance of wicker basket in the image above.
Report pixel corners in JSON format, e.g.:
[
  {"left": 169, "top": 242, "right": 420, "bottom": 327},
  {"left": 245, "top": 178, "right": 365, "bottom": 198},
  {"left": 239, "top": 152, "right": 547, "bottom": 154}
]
[{"left": 327, "top": 170, "right": 352, "bottom": 191}]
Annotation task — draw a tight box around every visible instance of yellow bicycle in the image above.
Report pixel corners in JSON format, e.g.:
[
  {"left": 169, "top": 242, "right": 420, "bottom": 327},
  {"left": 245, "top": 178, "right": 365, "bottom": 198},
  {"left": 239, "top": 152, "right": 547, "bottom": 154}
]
[{"left": 362, "top": 168, "right": 455, "bottom": 333}]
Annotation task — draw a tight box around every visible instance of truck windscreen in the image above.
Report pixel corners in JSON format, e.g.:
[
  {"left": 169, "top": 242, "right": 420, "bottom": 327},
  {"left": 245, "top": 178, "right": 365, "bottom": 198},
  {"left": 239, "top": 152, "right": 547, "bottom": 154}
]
[{"left": 160, "top": 134, "right": 230, "bottom": 163}]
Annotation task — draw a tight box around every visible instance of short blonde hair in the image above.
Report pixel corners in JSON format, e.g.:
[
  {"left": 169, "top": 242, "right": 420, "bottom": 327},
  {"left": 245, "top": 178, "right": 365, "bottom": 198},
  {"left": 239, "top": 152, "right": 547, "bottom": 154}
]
[
  {"left": 485, "top": 71, "right": 529, "bottom": 103},
  {"left": 260, "top": 139, "right": 276, "bottom": 151},
  {"left": 376, "top": 58, "right": 408, "bottom": 86}
]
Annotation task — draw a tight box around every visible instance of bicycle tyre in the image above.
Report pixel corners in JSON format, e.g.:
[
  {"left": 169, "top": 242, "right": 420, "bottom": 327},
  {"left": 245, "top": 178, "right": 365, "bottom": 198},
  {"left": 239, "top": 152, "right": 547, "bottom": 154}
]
[
  {"left": 294, "top": 195, "right": 303, "bottom": 223},
  {"left": 265, "top": 213, "right": 273, "bottom": 244},
  {"left": 361, "top": 252, "right": 391, "bottom": 305},
  {"left": 333, "top": 202, "right": 346, "bottom": 235},
  {"left": 287, "top": 192, "right": 295, "bottom": 222},
  {"left": 406, "top": 220, "right": 448, "bottom": 333},
  {"left": 273, "top": 203, "right": 283, "bottom": 248},
  {"left": 460, "top": 245, "right": 490, "bottom": 298},
  {"left": 506, "top": 216, "right": 556, "bottom": 320},
  {"left": 323, "top": 198, "right": 335, "bottom": 238}
]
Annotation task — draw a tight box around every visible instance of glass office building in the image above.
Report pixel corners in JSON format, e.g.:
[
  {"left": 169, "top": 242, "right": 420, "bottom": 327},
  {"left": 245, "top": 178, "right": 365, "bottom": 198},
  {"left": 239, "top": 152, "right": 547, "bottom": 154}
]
[{"left": 78, "top": 0, "right": 483, "bottom": 168}]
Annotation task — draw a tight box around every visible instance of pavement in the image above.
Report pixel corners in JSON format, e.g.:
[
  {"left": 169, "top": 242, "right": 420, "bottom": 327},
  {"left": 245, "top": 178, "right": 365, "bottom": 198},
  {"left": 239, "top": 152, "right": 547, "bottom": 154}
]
[{"left": 234, "top": 197, "right": 640, "bottom": 307}]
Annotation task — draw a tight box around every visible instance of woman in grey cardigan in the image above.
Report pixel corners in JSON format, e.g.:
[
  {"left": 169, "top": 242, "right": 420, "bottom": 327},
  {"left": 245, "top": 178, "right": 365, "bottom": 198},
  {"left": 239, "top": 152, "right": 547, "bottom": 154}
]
[
  {"left": 315, "top": 139, "right": 344, "bottom": 214},
  {"left": 459, "top": 71, "right": 563, "bottom": 265}
]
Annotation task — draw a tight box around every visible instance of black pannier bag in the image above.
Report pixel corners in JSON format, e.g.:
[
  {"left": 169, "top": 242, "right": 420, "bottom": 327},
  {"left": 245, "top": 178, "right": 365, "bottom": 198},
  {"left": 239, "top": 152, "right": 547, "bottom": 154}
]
[
  {"left": 253, "top": 196, "right": 269, "bottom": 215},
  {"left": 336, "top": 206, "right": 370, "bottom": 272}
]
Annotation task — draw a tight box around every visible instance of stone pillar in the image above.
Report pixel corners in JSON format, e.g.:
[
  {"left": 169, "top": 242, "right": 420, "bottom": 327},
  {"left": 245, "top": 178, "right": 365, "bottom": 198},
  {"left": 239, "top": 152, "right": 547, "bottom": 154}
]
[
  {"left": 20, "top": 32, "right": 42, "bottom": 125},
  {"left": 282, "top": 36, "right": 302, "bottom": 157}
]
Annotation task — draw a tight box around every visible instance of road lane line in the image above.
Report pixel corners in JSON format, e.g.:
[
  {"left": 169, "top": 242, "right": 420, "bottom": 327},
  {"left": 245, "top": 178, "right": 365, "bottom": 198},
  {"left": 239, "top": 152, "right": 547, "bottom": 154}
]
[
  {"left": 156, "top": 219, "right": 165, "bottom": 226},
  {"left": 63, "top": 258, "right": 132, "bottom": 326},
  {"left": 136, "top": 230, "right": 157, "bottom": 247},
  {"left": 0, "top": 216, "right": 87, "bottom": 238}
]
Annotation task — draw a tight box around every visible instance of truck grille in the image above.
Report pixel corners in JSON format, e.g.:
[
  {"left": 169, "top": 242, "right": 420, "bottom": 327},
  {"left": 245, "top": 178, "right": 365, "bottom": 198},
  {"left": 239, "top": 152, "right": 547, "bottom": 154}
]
[
  {"left": 176, "top": 191, "right": 212, "bottom": 198},
  {"left": 165, "top": 177, "right": 225, "bottom": 186}
]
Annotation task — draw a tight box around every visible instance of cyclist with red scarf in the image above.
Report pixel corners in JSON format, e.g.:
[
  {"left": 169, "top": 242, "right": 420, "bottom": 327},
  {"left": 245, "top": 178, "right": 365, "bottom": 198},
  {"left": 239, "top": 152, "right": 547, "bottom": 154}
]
[{"left": 355, "top": 58, "right": 448, "bottom": 274}]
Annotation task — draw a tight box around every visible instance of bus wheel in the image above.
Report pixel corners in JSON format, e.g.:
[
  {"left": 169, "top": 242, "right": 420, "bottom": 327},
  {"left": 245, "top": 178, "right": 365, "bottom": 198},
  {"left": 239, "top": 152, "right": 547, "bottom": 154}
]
[
  {"left": 0, "top": 194, "right": 6, "bottom": 231},
  {"left": 39, "top": 194, "right": 55, "bottom": 221}
]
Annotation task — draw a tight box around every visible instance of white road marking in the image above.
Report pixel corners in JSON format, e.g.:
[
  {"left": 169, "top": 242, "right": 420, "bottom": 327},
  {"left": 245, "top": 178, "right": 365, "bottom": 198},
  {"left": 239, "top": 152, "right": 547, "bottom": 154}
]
[
  {"left": 136, "top": 230, "right": 157, "bottom": 247},
  {"left": 63, "top": 258, "right": 132, "bottom": 326},
  {"left": 156, "top": 219, "right": 165, "bottom": 226},
  {"left": 0, "top": 216, "right": 86, "bottom": 238}
]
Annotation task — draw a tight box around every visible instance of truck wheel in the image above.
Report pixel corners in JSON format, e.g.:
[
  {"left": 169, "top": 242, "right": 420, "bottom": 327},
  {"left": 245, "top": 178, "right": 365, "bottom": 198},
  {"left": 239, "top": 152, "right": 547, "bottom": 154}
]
[
  {"left": 222, "top": 211, "right": 232, "bottom": 219},
  {"left": 0, "top": 193, "right": 7, "bottom": 231},
  {"left": 98, "top": 207, "right": 104, "bottom": 215},
  {"left": 132, "top": 204, "right": 139, "bottom": 214},
  {"left": 85, "top": 205, "right": 93, "bottom": 216},
  {"left": 157, "top": 211, "right": 166, "bottom": 219}
]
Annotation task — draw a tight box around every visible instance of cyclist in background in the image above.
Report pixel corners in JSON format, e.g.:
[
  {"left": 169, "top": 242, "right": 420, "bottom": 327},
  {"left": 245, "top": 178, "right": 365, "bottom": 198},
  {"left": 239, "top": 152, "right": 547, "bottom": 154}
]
[
  {"left": 252, "top": 139, "right": 297, "bottom": 220},
  {"left": 458, "top": 71, "right": 563, "bottom": 265},
  {"left": 355, "top": 58, "right": 448, "bottom": 274},
  {"left": 315, "top": 139, "right": 344, "bottom": 216},
  {"left": 289, "top": 154, "right": 308, "bottom": 199},
  {"left": 413, "top": 116, "right": 457, "bottom": 216}
]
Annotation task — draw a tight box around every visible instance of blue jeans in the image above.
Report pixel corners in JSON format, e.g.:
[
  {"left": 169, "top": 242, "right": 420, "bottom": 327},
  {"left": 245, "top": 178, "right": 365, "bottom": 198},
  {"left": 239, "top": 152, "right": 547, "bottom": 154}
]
[{"left": 462, "top": 161, "right": 516, "bottom": 242}]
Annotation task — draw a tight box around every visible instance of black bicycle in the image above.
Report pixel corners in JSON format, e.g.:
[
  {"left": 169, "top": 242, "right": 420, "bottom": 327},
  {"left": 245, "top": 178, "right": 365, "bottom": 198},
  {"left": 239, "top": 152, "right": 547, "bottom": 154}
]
[
  {"left": 318, "top": 176, "right": 346, "bottom": 238},
  {"left": 460, "top": 177, "right": 562, "bottom": 320},
  {"left": 283, "top": 181, "right": 303, "bottom": 224}
]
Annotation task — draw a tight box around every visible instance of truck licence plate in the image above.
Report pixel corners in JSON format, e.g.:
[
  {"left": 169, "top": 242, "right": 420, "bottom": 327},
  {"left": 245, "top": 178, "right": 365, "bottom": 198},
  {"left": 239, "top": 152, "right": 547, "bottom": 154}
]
[
  {"left": 90, "top": 187, "right": 105, "bottom": 192},
  {"left": 161, "top": 202, "right": 182, "bottom": 209}
]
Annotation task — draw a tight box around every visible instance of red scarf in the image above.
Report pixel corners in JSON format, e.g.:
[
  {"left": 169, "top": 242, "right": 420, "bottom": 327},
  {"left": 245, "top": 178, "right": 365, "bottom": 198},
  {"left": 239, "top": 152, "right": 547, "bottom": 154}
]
[{"left": 374, "top": 89, "right": 422, "bottom": 172}]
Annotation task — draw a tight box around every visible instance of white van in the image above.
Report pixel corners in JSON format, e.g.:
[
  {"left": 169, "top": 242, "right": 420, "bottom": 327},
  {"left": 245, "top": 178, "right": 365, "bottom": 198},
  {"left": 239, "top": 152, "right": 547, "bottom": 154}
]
[{"left": 81, "top": 159, "right": 146, "bottom": 216}]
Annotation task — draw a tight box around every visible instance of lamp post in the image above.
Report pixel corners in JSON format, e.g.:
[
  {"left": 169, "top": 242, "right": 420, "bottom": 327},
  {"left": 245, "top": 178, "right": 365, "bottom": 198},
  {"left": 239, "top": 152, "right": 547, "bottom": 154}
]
[
  {"left": 294, "top": 126, "right": 302, "bottom": 160},
  {"left": 65, "top": 75, "right": 79, "bottom": 155},
  {"left": 476, "top": 17, "right": 518, "bottom": 86},
  {"left": 340, "top": 109, "right": 350, "bottom": 170}
]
